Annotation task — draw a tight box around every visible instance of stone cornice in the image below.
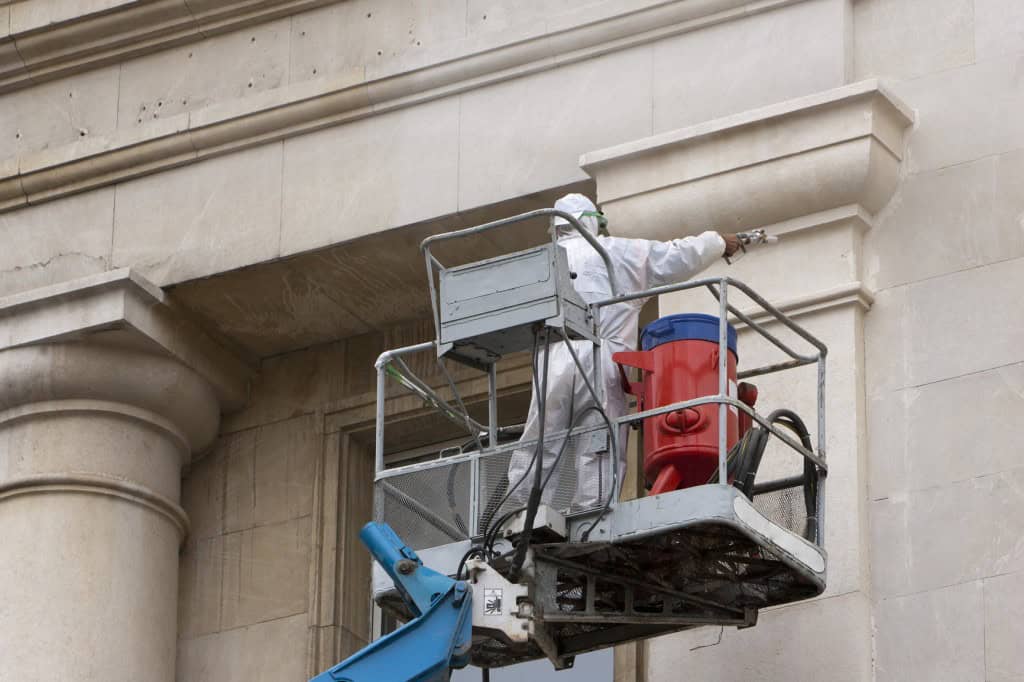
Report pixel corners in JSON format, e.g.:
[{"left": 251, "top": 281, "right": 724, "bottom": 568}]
[
  {"left": 0, "top": 0, "right": 336, "bottom": 94},
  {"left": 0, "top": 0, "right": 808, "bottom": 213},
  {"left": 733, "top": 281, "right": 875, "bottom": 326},
  {"left": 0, "top": 268, "right": 254, "bottom": 409},
  {"left": 581, "top": 79, "right": 915, "bottom": 238},
  {"left": 765, "top": 204, "right": 874, "bottom": 238}
]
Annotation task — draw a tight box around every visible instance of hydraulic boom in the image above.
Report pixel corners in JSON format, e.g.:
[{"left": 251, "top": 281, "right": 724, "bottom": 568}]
[
  {"left": 312, "top": 211, "right": 828, "bottom": 679},
  {"left": 311, "top": 523, "right": 473, "bottom": 682}
]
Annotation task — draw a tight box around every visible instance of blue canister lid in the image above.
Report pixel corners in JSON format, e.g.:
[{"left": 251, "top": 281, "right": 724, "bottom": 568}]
[{"left": 640, "top": 313, "right": 737, "bottom": 356}]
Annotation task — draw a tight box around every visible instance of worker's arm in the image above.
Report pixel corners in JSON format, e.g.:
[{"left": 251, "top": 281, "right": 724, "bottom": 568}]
[
  {"left": 642, "top": 231, "right": 739, "bottom": 288},
  {"left": 721, "top": 233, "right": 741, "bottom": 257}
]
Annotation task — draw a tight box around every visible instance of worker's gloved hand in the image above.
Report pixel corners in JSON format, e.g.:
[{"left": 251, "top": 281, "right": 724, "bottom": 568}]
[{"left": 721, "top": 233, "right": 742, "bottom": 258}]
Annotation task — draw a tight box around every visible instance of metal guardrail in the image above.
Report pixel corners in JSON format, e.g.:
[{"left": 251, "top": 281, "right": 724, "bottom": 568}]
[
  {"left": 594, "top": 276, "right": 828, "bottom": 545},
  {"left": 372, "top": 276, "right": 827, "bottom": 548},
  {"left": 374, "top": 207, "right": 828, "bottom": 548}
]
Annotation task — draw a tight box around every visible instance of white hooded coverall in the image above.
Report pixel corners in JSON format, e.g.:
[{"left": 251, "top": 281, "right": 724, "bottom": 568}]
[{"left": 505, "top": 194, "right": 726, "bottom": 509}]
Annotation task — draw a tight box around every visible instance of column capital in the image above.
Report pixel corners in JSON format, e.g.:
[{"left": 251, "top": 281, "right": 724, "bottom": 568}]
[
  {"left": 0, "top": 268, "right": 255, "bottom": 415},
  {"left": 0, "top": 343, "right": 222, "bottom": 455}
]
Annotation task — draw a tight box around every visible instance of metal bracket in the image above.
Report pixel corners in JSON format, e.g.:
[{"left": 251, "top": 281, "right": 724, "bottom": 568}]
[{"left": 466, "top": 558, "right": 531, "bottom": 644}]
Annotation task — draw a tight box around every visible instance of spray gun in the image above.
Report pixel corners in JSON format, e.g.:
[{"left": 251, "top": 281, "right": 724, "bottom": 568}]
[{"left": 725, "top": 228, "right": 778, "bottom": 264}]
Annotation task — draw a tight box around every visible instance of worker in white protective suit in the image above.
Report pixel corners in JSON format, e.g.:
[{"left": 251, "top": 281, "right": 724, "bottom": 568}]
[{"left": 506, "top": 193, "right": 740, "bottom": 510}]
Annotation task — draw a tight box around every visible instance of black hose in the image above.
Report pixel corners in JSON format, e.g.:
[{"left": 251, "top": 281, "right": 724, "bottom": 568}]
[
  {"left": 729, "top": 428, "right": 770, "bottom": 494},
  {"left": 508, "top": 328, "right": 552, "bottom": 583},
  {"left": 559, "top": 333, "right": 618, "bottom": 542},
  {"left": 765, "top": 409, "right": 818, "bottom": 541},
  {"left": 444, "top": 422, "right": 527, "bottom": 539},
  {"left": 478, "top": 334, "right": 545, "bottom": 540},
  {"left": 727, "top": 409, "right": 818, "bottom": 541},
  {"left": 455, "top": 547, "right": 486, "bottom": 581},
  {"left": 539, "top": 402, "right": 601, "bottom": 493},
  {"left": 477, "top": 477, "right": 508, "bottom": 539},
  {"left": 483, "top": 506, "right": 526, "bottom": 557},
  {"left": 480, "top": 403, "right": 601, "bottom": 562},
  {"left": 446, "top": 464, "right": 469, "bottom": 537}
]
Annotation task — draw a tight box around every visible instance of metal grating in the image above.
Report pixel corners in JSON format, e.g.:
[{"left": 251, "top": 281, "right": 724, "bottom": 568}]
[
  {"left": 752, "top": 485, "right": 809, "bottom": 539},
  {"left": 477, "top": 427, "right": 611, "bottom": 533},
  {"left": 378, "top": 460, "right": 471, "bottom": 550},
  {"left": 376, "top": 424, "right": 611, "bottom": 551}
]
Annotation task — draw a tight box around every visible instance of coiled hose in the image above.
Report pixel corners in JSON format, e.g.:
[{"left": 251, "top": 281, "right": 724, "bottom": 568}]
[{"left": 723, "top": 408, "right": 819, "bottom": 541}]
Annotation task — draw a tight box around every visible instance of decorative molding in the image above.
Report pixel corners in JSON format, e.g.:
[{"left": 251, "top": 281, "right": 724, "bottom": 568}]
[
  {"left": 581, "top": 79, "right": 915, "bottom": 240},
  {"left": 0, "top": 0, "right": 337, "bottom": 94},
  {"left": 0, "top": 341, "right": 222, "bottom": 451},
  {"left": 0, "top": 265, "right": 165, "bottom": 312},
  {"left": 765, "top": 204, "right": 874, "bottom": 238},
  {"left": 0, "top": 268, "right": 254, "bottom": 410},
  {"left": 733, "top": 281, "right": 875, "bottom": 326},
  {"left": 306, "top": 427, "right": 341, "bottom": 677},
  {"left": 0, "top": 472, "right": 191, "bottom": 537},
  {"left": 0, "top": 0, "right": 810, "bottom": 214},
  {"left": 0, "top": 398, "right": 193, "bottom": 456}
]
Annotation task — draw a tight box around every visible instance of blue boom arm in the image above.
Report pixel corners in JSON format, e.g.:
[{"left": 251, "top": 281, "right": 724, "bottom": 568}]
[{"left": 310, "top": 522, "right": 473, "bottom": 682}]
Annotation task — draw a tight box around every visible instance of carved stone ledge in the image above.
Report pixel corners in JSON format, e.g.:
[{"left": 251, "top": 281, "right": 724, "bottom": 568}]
[
  {"left": 580, "top": 79, "right": 914, "bottom": 240},
  {"left": 0, "top": 0, "right": 810, "bottom": 213},
  {"left": 0, "top": 0, "right": 337, "bottom": 94},
  {"left": 734, "top": 281, "right": 875, "bottom": 326}
]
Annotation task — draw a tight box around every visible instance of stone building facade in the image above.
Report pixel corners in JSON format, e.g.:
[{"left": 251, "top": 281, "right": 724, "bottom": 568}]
[{"left": 0, "top": 0, "right": 1021, "bottom": 680}]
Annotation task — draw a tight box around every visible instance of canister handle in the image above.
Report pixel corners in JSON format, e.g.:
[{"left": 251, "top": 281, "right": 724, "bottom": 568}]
[{"left": 611, "top": 351, "right": 651, "bottom": 398}]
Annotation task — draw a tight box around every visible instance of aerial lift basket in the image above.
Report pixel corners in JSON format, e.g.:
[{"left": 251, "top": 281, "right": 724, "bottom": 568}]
[{"left": 370, "top": 209, "right": 828, "bottom": 670}]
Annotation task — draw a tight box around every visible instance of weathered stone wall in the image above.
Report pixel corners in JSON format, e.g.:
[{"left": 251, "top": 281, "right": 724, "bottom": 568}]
[
  {"left": 174, "top": 319, "right": 535, "bottom": 679},
  {"left": 2, "top": 0, "right": 1022, "bottom": 680},
  {"left": 858, "top": 2, "right": 1024, "bottom": 680},
  {"left": 0, "top": 0, "right": 848, "bottom": 297}
]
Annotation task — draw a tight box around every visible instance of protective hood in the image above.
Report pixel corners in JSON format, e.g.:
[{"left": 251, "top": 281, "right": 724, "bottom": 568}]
[{"left": 553, "top": 193, "right": 600, "bottom": 238}]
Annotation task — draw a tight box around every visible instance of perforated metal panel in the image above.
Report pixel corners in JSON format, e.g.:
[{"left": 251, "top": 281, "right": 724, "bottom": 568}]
[
  {"left": 477, "top": 428, "right": 612, "bottom": 533},
  {"left": 752, "top": 485, "right": 810, "bottom": 539},
  {"left": 376, "top": 425, "right": 611, "bottom": 551},
  {"left": 378, "top": 461, "right": 471, "bottom": 549}
]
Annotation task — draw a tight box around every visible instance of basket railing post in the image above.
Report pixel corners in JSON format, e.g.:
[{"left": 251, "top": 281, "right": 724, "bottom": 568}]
[
  {"left": 816, "top": 353, "right": 827, "bottom": 546},
  {"left": 717, "top": 278, "right": 729, "bottom": 485},
  {"left": 476, "top": 363, "right": 499, "bottom": 537},
  {"left": 375, "top": 363, "right": 386, "bottom": 475},
  {"left": 373, "top": 361, "right": 386, "bottom": 524},
  {"left": 488, "top": 363, "right": 498, "bottom": 447}
]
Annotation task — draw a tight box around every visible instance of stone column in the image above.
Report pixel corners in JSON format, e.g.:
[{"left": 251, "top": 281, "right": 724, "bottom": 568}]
[{"left": 0, "top": 270, "right": 252, "bottom": 681}]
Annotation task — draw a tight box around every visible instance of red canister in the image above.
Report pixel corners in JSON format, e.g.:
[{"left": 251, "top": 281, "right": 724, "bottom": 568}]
[{"left": 613, "top": 314, "right": 740, "bottom": 495}]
